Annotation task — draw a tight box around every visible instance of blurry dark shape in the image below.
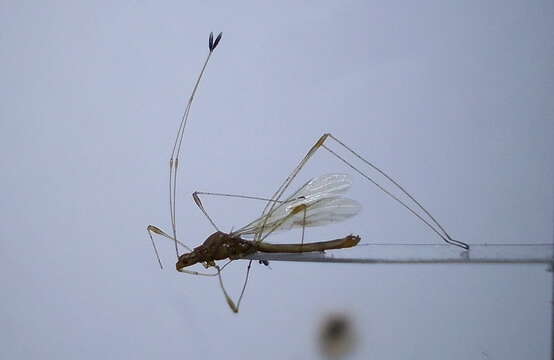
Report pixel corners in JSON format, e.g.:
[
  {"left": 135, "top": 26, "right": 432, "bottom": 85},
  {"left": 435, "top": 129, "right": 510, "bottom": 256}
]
[{"left": 318, "top": 313, "right": 357, "bottom": 359}]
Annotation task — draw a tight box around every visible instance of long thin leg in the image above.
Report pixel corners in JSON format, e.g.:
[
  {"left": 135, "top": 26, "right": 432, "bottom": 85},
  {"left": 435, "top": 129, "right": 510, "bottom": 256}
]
[
  {"left": 216, "top": 260, "right": 253, "bottom": 313},
  {"left": 301, "top": 206, "right": 307, "bottom": 246},
  {"left": 254, "top": 134, "right": 329, "bottom": 243},
  {"left": 146, "top": 33, "right": 222, "bottom": 267},
  {"left": 147, "top": 34, "right": 273, "bottom": 311},
  {"left": 216, "top": 202, "right": 312, "bottom": 313},
  {"left": 178, "top": 259, "right": 232, "bottom": 277},
  {"left": 146, "top": 227, "right": 164, "bottom": 269},
  {"left": 192, "top": 190, "right": 293, "bottom": 232},
  {"left": 255, "top": 133, "right": 469, "bottom": 249},
  {"left": 191, "top": 190, "right": 279, "bottom": 311},
  {"left": 194, "top": 191, "right": 286, "bottom": 203},
  {"left": 178, "top": 268, "right": 219, "bottom": 277},
  {"left": 217, "top": 265, "right": 238, "bottom": 312},
  {"left": 323, "top": 134, "right": 468, "bottom": 249},
  {"left": 235, "top": 260, "right": 253, "bottom": 311},
  {"left": 168, "top": 33, "right": 222, "bottom": 259},
  {"left": 147, "top": 225, "right": 192, "bottom": 252},
  {"left": 147, "top": 225, "right": 192, "bottom": 269}
]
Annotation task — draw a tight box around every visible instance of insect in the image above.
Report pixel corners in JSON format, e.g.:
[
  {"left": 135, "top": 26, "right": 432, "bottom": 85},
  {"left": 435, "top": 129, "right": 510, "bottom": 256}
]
[{"left": 147, "top": 32, "right": 469, "bottom": 313}]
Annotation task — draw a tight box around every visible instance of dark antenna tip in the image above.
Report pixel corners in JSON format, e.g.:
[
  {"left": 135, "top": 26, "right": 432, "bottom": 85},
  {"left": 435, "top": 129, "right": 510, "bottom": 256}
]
[{"left": 209, "top": 32, "right": 223, "bottom": 52}]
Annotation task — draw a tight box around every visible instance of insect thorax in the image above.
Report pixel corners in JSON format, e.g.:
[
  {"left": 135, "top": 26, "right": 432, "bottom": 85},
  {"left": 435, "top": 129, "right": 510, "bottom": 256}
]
[{"left": 176, "top": 231, "right": 256, "bottom": 270}]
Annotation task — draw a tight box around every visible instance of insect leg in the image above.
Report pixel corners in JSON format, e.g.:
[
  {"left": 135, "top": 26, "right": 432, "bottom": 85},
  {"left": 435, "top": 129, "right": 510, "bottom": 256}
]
[
  {"left": 189, "top": 189, "right": 283, "bottom": 312},
  {"left": 167, "top": 33, "right": 223, "bottom": 260},
  {"left": 254, "top": 134, "right": 331, "bottom": 242},
  {"left": 234, "top": 260, "right": 253, "bottom": 311},
  {"left": 146, "top": 225, "right": 193, "bottom": 269},
  {"left": 177, "top": 267, "right": 219, "bottom": 277},
  {"left": 216, "top": 264, "right": 238, "bottom": 313},
  {"left": 257, "top": 133, "right": 468, "bottom": 249},
  {"left": 301, "top": 205, "right": 307, "bottom": 246},
  {"left": 192, "top": 190, "right": 285, "bottom": 232},
  {"left": 191, "top": 190, "right": 280, "bottom": 259},
  {"left": 322, "top": 133, "right": 468, "bottom": 249},
  {"left": 215, "top": 261, "right": 252, "bottom": 313}
]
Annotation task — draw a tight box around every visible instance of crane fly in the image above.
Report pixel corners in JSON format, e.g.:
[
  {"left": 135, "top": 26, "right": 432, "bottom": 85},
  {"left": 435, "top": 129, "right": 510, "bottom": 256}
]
[
  {"left": 177, "top": 173, "right": 362, "bottom": 268},
  {"left": 146, "top": 32, "right": 469, "bottom": 313}
]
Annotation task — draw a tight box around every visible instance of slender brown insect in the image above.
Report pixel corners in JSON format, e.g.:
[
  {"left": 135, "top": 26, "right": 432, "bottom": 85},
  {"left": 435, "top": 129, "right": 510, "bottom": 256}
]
[{"left": 147, "top": 32, "right": 469, "bottom": 313}]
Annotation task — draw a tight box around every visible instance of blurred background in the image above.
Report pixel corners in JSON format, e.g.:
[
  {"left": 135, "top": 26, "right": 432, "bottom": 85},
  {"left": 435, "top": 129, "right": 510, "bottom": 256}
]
[{"left": 1, "top": 1, "right": 553, "bottom": 359}]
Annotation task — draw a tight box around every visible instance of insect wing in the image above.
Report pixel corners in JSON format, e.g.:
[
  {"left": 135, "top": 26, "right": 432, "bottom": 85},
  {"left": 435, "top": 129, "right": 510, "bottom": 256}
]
[
  {"left": 263, "top": 173, "right": 354, "bottom": 223},
  {"left": 272, "top": 196, "right": 361, "bottom": 231},
  {"left": 235, "top": 196, "right": 361, "bottom": 236},
  {"left": 233, "top": 174, "right": 361, "bottom": 237},
  {"left": 292, "top": 173, "right": 353, "bottom": 200}
]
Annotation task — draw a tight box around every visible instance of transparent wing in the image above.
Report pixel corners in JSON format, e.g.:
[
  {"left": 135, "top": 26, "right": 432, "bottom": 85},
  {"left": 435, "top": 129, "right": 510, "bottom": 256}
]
[
  {"left": 291, "top": 173, "right": 353, "bottom": 200},
  {"left": 232, "top": 174, "right": 361, "bottom": 238},
  {"left": 235, "top": 196, "right": 361, "bottom": 236}
]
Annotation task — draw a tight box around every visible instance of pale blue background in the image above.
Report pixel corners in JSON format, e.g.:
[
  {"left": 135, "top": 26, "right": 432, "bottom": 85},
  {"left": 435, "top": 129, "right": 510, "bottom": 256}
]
[{"left": 1, "top": 1, "right": 553, "bottom": 359}]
